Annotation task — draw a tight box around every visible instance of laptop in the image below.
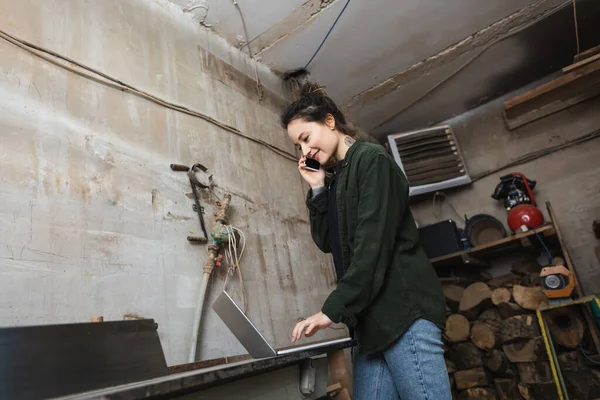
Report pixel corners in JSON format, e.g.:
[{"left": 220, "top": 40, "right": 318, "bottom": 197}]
[{"left": 213, "top": 291, "right": 352, "bottom": 358}]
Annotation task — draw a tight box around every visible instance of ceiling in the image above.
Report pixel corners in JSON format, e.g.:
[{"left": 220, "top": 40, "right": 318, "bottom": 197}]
[{"left": 168, "top": 0, "right": 600, "bottom": 140}]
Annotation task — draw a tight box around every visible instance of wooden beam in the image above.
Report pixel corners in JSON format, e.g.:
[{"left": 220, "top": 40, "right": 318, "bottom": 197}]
[
  {"left": 546, "top": 201, "right": 600, "bottom": 356},
  {"left": 563, "top": 53, "right": 600, "bottom": 74},
  {"left": 574, "top": 44, "right": 600, "bottom": 63},
  {"left": 546, "top": 202, "right": 583, "bottom": 297},
  {"left": 504, "top": 59, "right": 600, "bottom": 130}
]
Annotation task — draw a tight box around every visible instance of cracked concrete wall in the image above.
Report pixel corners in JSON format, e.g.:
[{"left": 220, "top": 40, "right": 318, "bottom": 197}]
[
  {"left": 408, "top": 88, "right": 600, "bottom": 295},
  {"left": 0, "top": 0, "right": 343, "bottom": 366}
]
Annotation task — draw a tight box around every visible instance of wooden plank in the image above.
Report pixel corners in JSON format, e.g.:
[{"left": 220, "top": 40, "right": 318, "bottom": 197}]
[
  {"left": 562, "top": 53, "right": 600, "bottom": 74},
  {"left": 430, "top": 224, "right": 556, "bottom": 266},
  {"left": 574, "top": 44, "right": 600, "bottom": 63},
  {"left": 503, "top": 59, "right": 600, "bottom": 130},
  {"left": 546, "top": 201, "right": 600, "bottom": 356},
  {"left": 546, "top": 202, "right": 583, "bottom": 297},
  {"left": 328, "top": 349, "right": 352, "bottom": 397}
]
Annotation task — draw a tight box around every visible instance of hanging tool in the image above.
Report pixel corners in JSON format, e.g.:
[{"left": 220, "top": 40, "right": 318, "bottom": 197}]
[
  {"left": 491, "top": 172, "right": 544, "bottom": 232},
  {"left": 170, "top": 163, "right": 213, "bottom": 243}
]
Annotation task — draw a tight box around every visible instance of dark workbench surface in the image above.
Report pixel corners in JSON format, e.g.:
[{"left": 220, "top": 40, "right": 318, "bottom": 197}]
[{"left": 57, "top": 337, "right": 355, "bottom": 399}]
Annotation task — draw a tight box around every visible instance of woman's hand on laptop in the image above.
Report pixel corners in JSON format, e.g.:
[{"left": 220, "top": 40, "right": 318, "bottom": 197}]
[{"left": 291, "top": 312, "right": 333, "bottom": 342}]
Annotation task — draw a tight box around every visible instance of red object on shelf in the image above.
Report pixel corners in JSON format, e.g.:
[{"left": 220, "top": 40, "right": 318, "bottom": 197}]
[
  {"left": 508, "top": 204, "right": 544, "bottom": 231},
  {"left": 506, "top": 172, "right": 544, "bottom": 232}
]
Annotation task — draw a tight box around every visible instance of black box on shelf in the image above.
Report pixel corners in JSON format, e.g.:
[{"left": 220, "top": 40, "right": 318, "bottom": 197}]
[{"left": 418, "top": 219, "right": 463, "bottom": 259}]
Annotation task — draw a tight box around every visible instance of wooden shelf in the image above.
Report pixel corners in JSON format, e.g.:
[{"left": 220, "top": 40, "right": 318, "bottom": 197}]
[{"left": 430, "top": 224, "right": 557, "bottom": 267}]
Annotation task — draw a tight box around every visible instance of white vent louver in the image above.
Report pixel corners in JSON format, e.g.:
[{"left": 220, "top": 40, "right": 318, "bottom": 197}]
[{"left": 387, "top": 124, "right": 471, "bottom": 196}]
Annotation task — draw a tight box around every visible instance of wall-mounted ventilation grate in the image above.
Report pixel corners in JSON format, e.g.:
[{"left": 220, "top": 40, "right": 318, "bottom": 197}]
[{"left": 387, "top": 125, "right": 471, "bottom": 196}]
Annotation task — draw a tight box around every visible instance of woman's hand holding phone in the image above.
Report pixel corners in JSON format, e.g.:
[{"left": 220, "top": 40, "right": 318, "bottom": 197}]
[{"left": 298, "top": 155, "right": 325, "bottom": 189}]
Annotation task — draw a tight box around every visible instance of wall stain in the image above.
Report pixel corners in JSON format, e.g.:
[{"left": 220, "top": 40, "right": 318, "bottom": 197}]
[
  {"left": 81, "top": 182, "right": 91, "bottom": 202},
  {"left": 151, "top": 189, "right": 162, "bottom": 211},
  {"left": 165, "top": 212, "right": 192, "bottom": 221},
  {"left": 255, "top": 236, "right": 268, "bottom": 277},
  {"left": 280, "top": 216, "right": 309, "bottom": 226},
  {"left": 123, "top": 312, "right": 144, "bottom": 320}
]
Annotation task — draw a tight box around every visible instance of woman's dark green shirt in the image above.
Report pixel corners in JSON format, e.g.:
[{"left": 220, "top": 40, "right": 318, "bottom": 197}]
[{"left": 306, "top": 139, "right": 446, "bottom": 354}]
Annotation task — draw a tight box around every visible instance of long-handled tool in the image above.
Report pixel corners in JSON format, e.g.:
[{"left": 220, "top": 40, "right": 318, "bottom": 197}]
[{"left": 170, "top": 163, "right": 213, "bottom": 244}]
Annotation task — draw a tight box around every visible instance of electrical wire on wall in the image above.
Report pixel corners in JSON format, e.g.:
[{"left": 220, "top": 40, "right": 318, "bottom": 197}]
[
  {"left": 232, "top": 0, "right": 264, "bottom": 101},
  {"left": 572, "top": 0, "right": 580, "bottom": 56},
  {"left": 304, "top": 0, "right": 351, "bottom": 69},
  {"left": 183, "top": 3, "right": 212, "bottom": 27},
  {"left": 471, "top": 127, "right": 600, "bottom": 183},
  {"left": 222, "top": 225, "right": 248, "bottom": 313},
  {"left": 0, "top": 29, "right": 297, "bottom": 163}
]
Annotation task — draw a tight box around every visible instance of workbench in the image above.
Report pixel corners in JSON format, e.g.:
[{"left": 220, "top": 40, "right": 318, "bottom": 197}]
[{"left": 57, "top": 338, "right": 355, "bottom": 400}]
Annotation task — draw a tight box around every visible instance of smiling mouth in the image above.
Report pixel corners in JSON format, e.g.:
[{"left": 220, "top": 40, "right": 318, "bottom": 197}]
[{"left": 310, "top": 150, "right": 320, "bottom": 161}]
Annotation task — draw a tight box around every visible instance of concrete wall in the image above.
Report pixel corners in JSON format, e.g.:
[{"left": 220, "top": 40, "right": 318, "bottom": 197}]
[
  {"left": 409, "top": 89, "right": 600, "bottom": 295},
  {"left": 0, "top": 0, "right": 341, "bottom": 366}
]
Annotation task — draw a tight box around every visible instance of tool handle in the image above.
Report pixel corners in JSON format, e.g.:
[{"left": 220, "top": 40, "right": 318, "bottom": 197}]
[{"left": 170, "top": 163, "right": 189, "bottom": 172}]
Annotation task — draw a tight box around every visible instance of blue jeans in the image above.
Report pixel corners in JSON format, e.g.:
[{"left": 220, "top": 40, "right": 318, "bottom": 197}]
[{"left": 353, "top": 319, "right": 451, "bottom": 400}]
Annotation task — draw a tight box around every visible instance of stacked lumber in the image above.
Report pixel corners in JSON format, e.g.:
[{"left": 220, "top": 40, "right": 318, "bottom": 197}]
[{"left": 442, "top": 258, "right": 600, "bottom": 399}]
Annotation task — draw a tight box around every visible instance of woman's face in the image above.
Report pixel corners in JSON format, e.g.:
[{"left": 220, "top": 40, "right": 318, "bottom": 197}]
[{"left": 287, "top": 117, "right": 339, "bottom": 164}]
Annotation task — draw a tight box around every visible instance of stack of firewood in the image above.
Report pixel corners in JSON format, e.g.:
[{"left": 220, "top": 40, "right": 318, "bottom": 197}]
[{"left": 442, "top": 259, "right": 600, "bottom": 400}]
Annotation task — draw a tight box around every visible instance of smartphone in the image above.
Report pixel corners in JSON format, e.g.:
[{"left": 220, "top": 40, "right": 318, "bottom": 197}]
[{"left": 304, "top": 158, "right": 321, "bottom": 172}]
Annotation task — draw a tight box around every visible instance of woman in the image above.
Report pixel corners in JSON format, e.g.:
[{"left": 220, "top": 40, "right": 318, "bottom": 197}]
[{"left": 283, "top": 82, "right": 451, "bottom": 400}]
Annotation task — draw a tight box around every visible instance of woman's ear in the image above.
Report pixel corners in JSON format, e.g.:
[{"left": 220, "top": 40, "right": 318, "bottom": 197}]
[{"left": 325, "top": 114, "right": 336, "bottom": 131}]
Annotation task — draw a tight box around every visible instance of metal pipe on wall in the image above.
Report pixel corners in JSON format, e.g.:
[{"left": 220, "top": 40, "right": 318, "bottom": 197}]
[{"left": 189, "top": 194, "right": 232, "bottom": 363}]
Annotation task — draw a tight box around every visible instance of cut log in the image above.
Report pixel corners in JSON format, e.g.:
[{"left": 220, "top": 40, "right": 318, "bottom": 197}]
[
  {"left": 500, "top": 315, "right": 541, "bottom": 344},
  {"left": 551, "top": 256, "right": 565, "bottom": 266},
  {"left": 512, "top": 259, "right": 540, "bottom": 275},
  {"left": 495, "top": 378, "right": 520, "bottom": 400},
  {"left": 521, "top": 272, "right": 541, "bottom": 287},
  {"left": 545, "top": 308, "right": 585, "bottom": 349},
  {"left": 558, "top": 351, "right": 600, "bottom": 400},
  {"left": 457, "top": 387, "right": 496, "bottom": 400},
  {"left": 518, "top": 382, "right": 560, "bottom": 400},
  {"left": 444, "top": 284, "right": 465, "bottom": 312},
  {"left": 445, "top": 314, "right": 470, "bottom": 343},
  {"left": 455, "top": 367, "right": 488, "bottom": 390},
  {"left": 447, "top": 342, "right": 484, "bottom": 370},
  {"left": 497, "top": 302, "right": 527, "bottom": 319},
  {"left": 512, "top": 285, "right": 548, "bottom": 311},
  {"left": 491, "top": 288, "right": 511, "bottom": 306},
  {"left": 471, "top": 321, "right": 501, "bottom": 351},
  {"left": 518, "top": 362, "right": 552, "bottom": 384},
  {"left": 503, "top": 337, "right": 546, "bottom": 363},
  {"left": 487, "top": 272, "right": 521, "bottom": 288},
  {"left": 478, "top": 307, "right": 502, "bottom": 323},
  {"left": 446, "top": 359, "right": 457, "bottom": 374},
  {"left": 459, "top": 282, "right": 493, "bottom": 320},
  {"left": 487, "top": 349, "right": 514, "bottom": 377}
]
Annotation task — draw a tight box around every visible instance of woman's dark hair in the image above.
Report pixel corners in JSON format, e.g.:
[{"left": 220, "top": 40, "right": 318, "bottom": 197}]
[{"left": 280, "top": 69, "right": 359, "bottom": 138}]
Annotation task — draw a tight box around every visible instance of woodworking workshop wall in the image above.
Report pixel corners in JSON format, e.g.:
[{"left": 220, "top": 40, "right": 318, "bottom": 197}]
[
  {"left": 0, "top": 0, "right": 340, "bottom": 365},
  {"left": 409, "top": 87, "right": 600, "bottom": 295}
]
